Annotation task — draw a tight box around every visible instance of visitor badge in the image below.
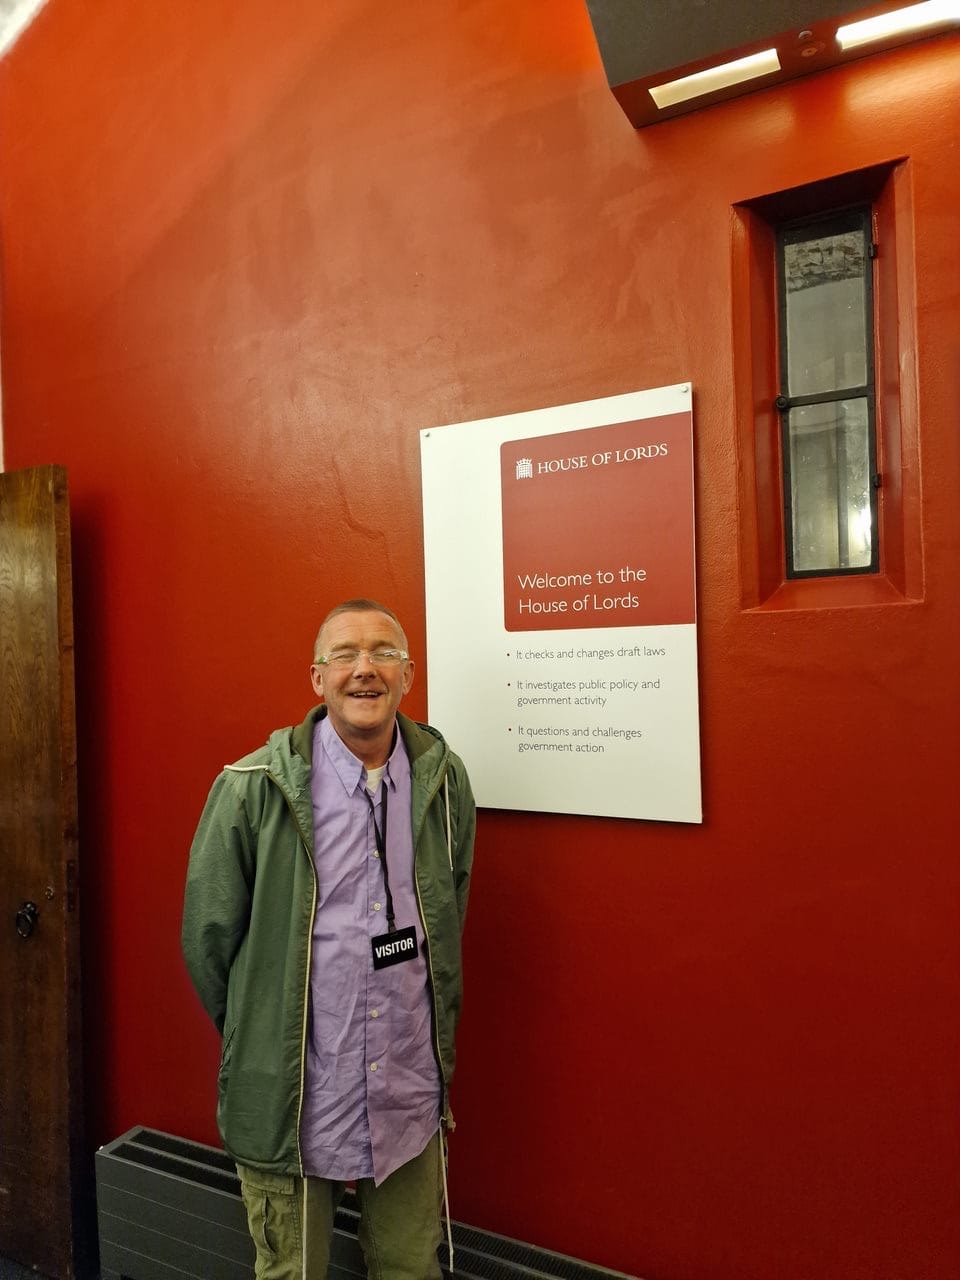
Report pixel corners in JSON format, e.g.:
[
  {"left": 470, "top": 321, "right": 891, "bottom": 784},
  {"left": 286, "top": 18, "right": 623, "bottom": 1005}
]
[{"left": 371, "top": 925, "right": 418, "bottom": 970}]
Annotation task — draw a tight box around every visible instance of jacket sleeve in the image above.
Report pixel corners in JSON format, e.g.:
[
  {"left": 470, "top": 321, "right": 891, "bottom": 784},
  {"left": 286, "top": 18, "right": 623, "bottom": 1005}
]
[
  {"left": 181, "top": 769, "right": 258, "bottom": 1035},
  {"left": 448, "top": 756, "right": 477, "bottom": 933}
]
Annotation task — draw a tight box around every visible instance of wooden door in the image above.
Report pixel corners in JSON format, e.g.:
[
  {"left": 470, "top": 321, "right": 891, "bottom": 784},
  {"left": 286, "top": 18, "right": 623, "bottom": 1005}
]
[{"left": 0, "top": 465, "right": 87, "bottom": 1278}]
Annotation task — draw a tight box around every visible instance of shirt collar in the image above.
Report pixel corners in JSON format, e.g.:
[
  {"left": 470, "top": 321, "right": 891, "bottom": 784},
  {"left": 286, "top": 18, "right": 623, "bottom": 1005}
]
[{"left": 317, "top": 714, "right": 406, "bottom": 796}]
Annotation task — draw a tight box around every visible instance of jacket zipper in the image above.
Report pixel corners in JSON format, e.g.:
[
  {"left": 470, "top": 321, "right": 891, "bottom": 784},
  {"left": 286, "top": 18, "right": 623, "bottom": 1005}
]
[{"left": 266, "top": 769, "right": 317, "bottom": 1178}]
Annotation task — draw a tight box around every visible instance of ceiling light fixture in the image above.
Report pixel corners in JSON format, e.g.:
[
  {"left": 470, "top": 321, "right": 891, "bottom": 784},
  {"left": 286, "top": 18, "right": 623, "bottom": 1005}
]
[
  {"left": 648, "top": 48, "right": 782, "bottom": 109},
  {"left": 836, "top": 0, "right": 960, "bottom": 50}
]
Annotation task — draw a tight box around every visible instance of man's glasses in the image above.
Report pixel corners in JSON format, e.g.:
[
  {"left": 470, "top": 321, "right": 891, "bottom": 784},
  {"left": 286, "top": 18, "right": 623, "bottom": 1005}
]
[{"left": 316, "top": 648, "right": 409, "bottom": 668}]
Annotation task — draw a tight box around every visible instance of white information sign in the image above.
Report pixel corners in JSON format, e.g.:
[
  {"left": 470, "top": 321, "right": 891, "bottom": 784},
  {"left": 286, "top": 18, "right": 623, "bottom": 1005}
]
[{"left": 420, "top": 383, "right": 701, "bottom": 823}]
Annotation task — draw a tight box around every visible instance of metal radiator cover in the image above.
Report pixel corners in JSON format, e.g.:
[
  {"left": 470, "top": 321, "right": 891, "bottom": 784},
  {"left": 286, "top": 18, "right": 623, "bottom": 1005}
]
[{"left": 96, "top": 1127, "right": 637, "bottom": 1280}]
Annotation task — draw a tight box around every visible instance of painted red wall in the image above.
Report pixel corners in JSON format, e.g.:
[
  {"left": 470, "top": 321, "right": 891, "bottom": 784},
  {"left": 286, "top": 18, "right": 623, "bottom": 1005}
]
[{"left": 1, "top": 5, "right": 958, "bottom": 1277}]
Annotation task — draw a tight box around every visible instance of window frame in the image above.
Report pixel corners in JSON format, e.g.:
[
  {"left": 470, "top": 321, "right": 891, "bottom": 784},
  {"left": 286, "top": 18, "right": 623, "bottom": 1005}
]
[
  {"left": 775, "top": 204, "right": 881, "bottom": 579},
  {"left": 732, "top": 160, "right": 923, "bottom": 611}
]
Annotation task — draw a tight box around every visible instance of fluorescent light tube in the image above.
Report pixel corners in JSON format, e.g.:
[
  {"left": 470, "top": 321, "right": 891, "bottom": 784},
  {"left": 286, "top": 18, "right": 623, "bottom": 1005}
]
[
  {"left": 649, "top": 48, "right": 781, "bottom": 109},
  {"left": 837, "top": 0, "right": 960, "bottom": 50}
]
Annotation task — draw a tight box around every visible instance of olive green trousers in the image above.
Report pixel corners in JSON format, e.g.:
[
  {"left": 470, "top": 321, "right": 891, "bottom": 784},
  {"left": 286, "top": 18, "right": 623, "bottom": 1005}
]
[{"left": 236, "top": 1134, "right": 443, "bottom": 1280}]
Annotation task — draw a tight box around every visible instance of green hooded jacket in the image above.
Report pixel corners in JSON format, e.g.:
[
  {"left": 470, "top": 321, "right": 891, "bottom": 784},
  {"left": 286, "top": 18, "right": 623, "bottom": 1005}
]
[{"left": 181, "top": 705, "right": 476, "bottom": 1173}]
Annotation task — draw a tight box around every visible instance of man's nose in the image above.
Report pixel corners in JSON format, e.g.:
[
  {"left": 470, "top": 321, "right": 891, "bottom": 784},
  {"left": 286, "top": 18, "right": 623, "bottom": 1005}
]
[{"left": 352, "top": 651, "right": 378, "bottom": 673}]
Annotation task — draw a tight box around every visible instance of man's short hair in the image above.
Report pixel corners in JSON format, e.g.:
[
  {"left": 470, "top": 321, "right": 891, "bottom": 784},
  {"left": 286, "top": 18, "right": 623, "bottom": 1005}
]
[{"left": 313, "top": 599, "right": 409, "bottom": 661}]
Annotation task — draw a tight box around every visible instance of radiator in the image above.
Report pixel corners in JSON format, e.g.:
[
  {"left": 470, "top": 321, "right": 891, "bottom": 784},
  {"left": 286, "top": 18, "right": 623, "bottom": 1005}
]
[{"left": 96, "top": 1127, "right": 637, "bottom": 1280}]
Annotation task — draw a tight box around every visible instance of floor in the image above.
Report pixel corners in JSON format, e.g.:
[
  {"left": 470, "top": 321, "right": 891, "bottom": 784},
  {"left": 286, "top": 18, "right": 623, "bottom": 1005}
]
[
  {"left": 0, "top": 1262, "right": 41, "bottom": 1280},
  {"left": 0, "top": 1257, "right": 99, "bottom": 1280}
]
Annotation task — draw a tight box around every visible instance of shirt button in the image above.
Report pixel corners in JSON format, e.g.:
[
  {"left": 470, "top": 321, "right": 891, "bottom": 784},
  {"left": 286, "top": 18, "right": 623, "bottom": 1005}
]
[
  {"left": 371, "top": 1010, "right": 379, "bottom": 1018},
  {"left": 370, "top": 1062, "right": 378, "bottom": 1072},
  {"left": 373, "top": 902, "right": 382, "bottom": 911},
  {"left": 371, "top": 849, "right": 380, "bottom": 859}
]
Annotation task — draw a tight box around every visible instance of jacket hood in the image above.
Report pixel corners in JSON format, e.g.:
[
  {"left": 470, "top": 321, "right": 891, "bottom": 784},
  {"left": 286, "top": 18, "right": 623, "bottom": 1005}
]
[{"left": 281, "top": 705, "right": 449, "bottom": 780}]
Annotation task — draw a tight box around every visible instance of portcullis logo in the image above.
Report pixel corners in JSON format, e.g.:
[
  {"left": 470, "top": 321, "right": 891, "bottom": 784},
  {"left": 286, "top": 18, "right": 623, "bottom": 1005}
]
[{"left": 515, "top": 457, "right": 533, "bottom": 479}]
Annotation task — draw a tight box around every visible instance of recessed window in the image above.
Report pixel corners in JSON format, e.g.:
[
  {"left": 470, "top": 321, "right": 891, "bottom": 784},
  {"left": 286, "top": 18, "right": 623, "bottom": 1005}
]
[
  {"left": 732, "top": 161, "right": 923, "bottom": 610},
  {"left": 776, "top": 208, "right": 878, "bottom": 577}
]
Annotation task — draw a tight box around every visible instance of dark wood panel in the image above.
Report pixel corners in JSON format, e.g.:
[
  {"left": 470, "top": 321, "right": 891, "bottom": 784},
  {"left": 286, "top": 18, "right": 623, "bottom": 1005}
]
[{"left": 0, "top": 465, "right": 84, "bottom": 1278}]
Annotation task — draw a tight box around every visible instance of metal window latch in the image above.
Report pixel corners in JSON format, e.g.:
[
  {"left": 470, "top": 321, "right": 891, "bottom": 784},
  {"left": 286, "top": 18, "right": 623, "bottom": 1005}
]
[{"left": 774, "top": 395, "right": 789, "bottom": 411}]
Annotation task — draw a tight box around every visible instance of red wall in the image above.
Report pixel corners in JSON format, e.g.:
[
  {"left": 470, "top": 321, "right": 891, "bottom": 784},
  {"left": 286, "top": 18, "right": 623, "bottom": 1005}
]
[{"left": 2, "top": 5, "right": 958, "bottom": 1277}]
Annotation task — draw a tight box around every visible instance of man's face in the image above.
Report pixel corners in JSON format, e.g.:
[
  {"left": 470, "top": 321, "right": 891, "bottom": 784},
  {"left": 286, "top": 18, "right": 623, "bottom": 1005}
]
[{"left": 310, "top": 610, "right": 414, "bottom": 752}]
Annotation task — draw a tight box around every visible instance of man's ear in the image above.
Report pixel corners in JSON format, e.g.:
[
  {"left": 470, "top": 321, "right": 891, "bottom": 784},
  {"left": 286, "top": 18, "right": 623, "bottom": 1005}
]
[
  {"left": 310, "top": 665, "right": 324, "bottom": 699},
  {"left": 401, "top": 659, "right": 415, "bottom": 695}
]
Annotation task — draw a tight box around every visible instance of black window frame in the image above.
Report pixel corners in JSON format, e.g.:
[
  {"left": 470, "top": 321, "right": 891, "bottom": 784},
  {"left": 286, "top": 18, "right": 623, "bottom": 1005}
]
[{"left": 775, "top": 204, "right": 880, "bottom": 579}]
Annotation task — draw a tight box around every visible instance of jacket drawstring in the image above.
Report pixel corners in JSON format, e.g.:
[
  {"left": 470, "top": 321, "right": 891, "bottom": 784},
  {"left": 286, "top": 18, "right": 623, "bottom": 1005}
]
[
  {"left": 440, "top": 1123, "right": 454, "bottom": 1272},
  {"left": 441, "top": 772, "right": 454, "bottom": 1268},
  {"left": 443, "top": 774, "right": 452, "bottom": 872},
  {"left": 302, "top": 1177, "right": 309, "bottom": 1280}
]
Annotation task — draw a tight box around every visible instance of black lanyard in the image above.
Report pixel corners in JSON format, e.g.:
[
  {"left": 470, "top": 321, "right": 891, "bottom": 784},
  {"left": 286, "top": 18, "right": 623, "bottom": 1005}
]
[{"left": 365, "top": 785, "right": 396, "bottom": 932}]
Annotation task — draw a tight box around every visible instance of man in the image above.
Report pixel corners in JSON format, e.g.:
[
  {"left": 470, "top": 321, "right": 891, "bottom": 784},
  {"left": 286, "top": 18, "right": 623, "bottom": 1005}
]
[{"left": 182, "top": 599, "right": 476, "bottom": 1280}]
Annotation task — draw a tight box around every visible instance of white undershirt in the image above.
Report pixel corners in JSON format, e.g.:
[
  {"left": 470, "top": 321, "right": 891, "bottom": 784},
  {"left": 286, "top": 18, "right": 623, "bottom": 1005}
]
[{"left": 364, "top": 765, "right": 385, "bottom": 795}]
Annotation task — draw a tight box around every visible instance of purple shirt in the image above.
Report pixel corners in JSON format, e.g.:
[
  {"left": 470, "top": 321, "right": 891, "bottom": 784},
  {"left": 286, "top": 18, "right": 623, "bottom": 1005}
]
[{"left": 300, "top": 715, "right": 440, "bottom": 1184}]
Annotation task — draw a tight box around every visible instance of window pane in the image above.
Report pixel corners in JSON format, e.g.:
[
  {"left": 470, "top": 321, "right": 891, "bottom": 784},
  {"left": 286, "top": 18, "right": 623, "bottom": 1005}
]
[
  {"left": 784, "top": 226, "right": 867, "bottom": 396},
  {"left": 789, "top": 398, "right": 872, "bottom": 573}
]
